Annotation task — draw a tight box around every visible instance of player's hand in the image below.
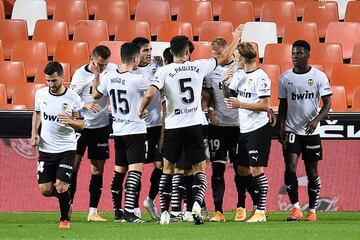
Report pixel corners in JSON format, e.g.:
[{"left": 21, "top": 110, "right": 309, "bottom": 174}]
[
  {"left": 208, "top": 109, "right": 218, "bottom": 125},
  {"left": 224, "top": 97, "right": 240, "bottom": 109},
  {"left": 232, "top": 24, "right": 244, "bottom": 39},
  {"left": 267, "top": 108, "right": 276, "bottom": 127},
  {"left": 84, "top": 102, "right": 101, "bottom": 113},
  {"left": 58, "top": 112, "right": 72, "bottom": 126},
  {"left": 305, "top": 119, "right": 319, "bottom": 135},
  {"left": 153, "top": 56, "right": 163, "bottom": 67},
  {"left": 139, "top": 109, "right": 148, "bottom": 119},
  {"left": 30, "top": 135, "right": 40, "bottom": 147},
  {"left": 90, "top": 60, "right": 100, "bottom": 76},
  {"left": 223, "top": 69, "right": 234, "bottom": 83}
]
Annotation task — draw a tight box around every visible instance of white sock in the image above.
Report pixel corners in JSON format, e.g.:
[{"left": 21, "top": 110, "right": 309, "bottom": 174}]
[
  {"left": 255, "top": 209, "right": 265, "bottom": 214},
  {"left": 293, "top": 202, "right": 300, "bottom": 209},
  {"left": 89, "top": 207, "right": 97, "bottom": 215},
  {"left": 309, "top": 208, "right": 316, "bottom": 213},
  {"left": 171, "top": 211, "right": 181, "bottom": 216}
]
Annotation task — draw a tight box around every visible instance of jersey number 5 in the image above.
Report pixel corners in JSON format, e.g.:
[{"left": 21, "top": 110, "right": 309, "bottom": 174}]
[
  {"left": 179, "top": 78, "right": 194, "bottom": 104},
  {"left": 109, "top": 89, "right": 130, "bottom": 114}
]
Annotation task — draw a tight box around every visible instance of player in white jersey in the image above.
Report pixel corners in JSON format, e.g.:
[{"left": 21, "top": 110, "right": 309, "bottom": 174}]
[
  {"left": 92, "top": 43, "right": 148, "bottom": 223},
  {"left": 225, "top": 42, "right": 273, "bottom": 223},
  {"left": 69, "top": 45, "right": 117, "bottom": 222},
  {"left": 132, "top": 37, "right": 163, "bottom": 220},
  {"left": 278, "top": 40, "right": 332, "bottom": 222},
  {"left": 139, "top": 25, "right": 243, "bottom": 225},
  {"left": 30, "top": 62, "right": 85, "bottom": 229}
]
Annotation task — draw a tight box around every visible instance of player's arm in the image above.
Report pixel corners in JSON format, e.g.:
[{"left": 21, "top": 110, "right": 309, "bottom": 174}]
[
  {"left": 30, "top": 111, "right": 41, "bottom": 147},
  {"left": 278, "top": 98, "right": 288, "bottom": 145},
  {"left": 139, "top": 85, "right": 159, "bottom": 118},
  {"left": 225, "top": 96, "right": 270, "bottom": 112},
  {"left": 91, "top": 63, "right": 103, "bottom": 100},
  {"left": 216, "top": 25, "right": 243, "bottom": 65},
  {"left": 222, "top": 69, "right": 237, "bottom": 98},
  {"left": 58, "top": 111, "right": 85, "bottom": 130},
  {"left": 305, "top": 94, "right": 331, "bottom": 135}
]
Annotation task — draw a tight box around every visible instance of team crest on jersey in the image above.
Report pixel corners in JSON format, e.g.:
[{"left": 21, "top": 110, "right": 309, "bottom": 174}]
[
  {"left": 62, "top": 103, "right": 68, "bottom": 111},
  {"left": 246, "top": 79, "right": 253, "bottom": 85},
  {"left": 307, "top": 79, "right": 314, "bottom": 86},
  {"left": 152, "top": 68, "right": 157, "bottom": 75}
]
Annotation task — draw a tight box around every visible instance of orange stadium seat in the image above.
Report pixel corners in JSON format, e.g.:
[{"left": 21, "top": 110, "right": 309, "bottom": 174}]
[
  {"left": 33, "top": 20, "right": 69, "bottom": 57},
  {"left": 3, "top": 0, "right": 15, "bottom": 16},
  {"left": 283, "top": 22, "right": 319, "bottom": 45},
  {"left": 263, "top": 43, "right": 292, "bottom": 65},
  {"left": 128, "top": 0, "right": 138, "bottom": 16},
  {"left": 46, "top": 0, "right": 60, "bottom": 16},
  {"left": 329, "top": 85, "right": 348, "bottom": 112},
  {"left": 199, "top": 21, "right": 234, "bottom": 43},
  {"left": 0, "top": 83, "right": 7, "bottom": 104},
  {"left": 0, "top": 61, "right": 27, "bottom": 99},
  {"left": 97, "top": 41, "right": 124, "bottom": 64},
  {"left": 308, "top": 43, "right": 343, "bottom": 66},
  {"left": 54, "top": 41, "right": 90, "bottom": 75},
  {"left": 73, "top": 20, "right": 109, "bottom": 54},
  {"left": 329, "top": 64, "right": 360, "bottom": 106},
  {"left": 293, "top": 0, "right": 313, "bottom": 18},
  {"left": 260, "top": 0, "right": 297, "bottom": 37},
  {"left": 219, "top": 1, "right": 255, "bottom": 27},
  {"left": 178, "top": 1, "right": 213, "bottom": 37},
  {"left": 345, "top": 1, "right": 360, "bottom": 22},
  {"left": 53, "top": 0, "right": 89, "bottom": 35},
  {"left": 0, "top": 40, "right": 3, "bottom": 61},
  {"left": 164, "top": 0, "right": 191, "bottom": 17},
  {"left": 351, "top": 43, "right": 360, "bottom": 64},
  {"left": 87, "top": 0, "right": 100, "bottom": 15},
  {"left": 211, "top": 0, "right": 231, "bottom": 17},
  {"left": 0, "top": 104, "right": 26, "bottom": 110},
  {"left": 303, "top": 1, "right": 339, "bottom": 39},
  {"left": 0, "top": 19, "right": 28, "bottom": 59},
  {"left": 135, "top": 0, "right": 171, "bottom": 36},
  {"left": 11, "top": 40, "right": 48, "bottom": 78},
  {"left": 351, "top": 87, "right": 360, "bottom": 111},
  {"left": 0, "top": 0, "right": 4, "bottom": 19},
  {"left": 259, "top": 63, "right": 280, "bottom": 107},
  {"left": 115, "top": 20, "right": 151, "bottom": 41},
  {"left": 251, "top": 0, "right": 267, "bottom": 19},
  {"left": 191, "top": 41, "right": 212, "bottom": 60},
  {"left": 35, "top": 62, "right": 71, "bottom": 83},
  {"left": 95, "top": 0, "right": 130, "bottom": 36},
  {"left": 12, "top": 83, "right": 46, "bottom": 109},
  {"left": 157, "top": 21, "right": 193, "bottom": 42}
]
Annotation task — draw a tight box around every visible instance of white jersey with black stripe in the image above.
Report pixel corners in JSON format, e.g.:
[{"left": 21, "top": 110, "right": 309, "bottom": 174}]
[
  {"left": 34, "top": 87, "right": 82, "bottom": 153},
  {"left": 97, "top": 70, "right": 149, "bottom": 136},
  {"left": 70, "top": 63, "right": 117, "bottom": 129},
  {"left": 151, "top": 58, "right": 217, "bottom": 129},
  {"left": 229, "top": 68, "right": 271, "bottom": 133},
  {"left": 279, "top": 67, "right": 333, "bottom": 135}
]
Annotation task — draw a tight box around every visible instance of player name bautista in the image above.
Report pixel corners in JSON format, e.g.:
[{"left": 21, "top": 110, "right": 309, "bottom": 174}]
[{"left": 169, "top": 65, "right": 200, "bottom": 77}]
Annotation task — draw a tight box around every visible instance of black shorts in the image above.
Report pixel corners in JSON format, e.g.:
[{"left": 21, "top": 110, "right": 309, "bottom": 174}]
[
  {"left": 283, "top": 132, "right": 322, "bottom": 161},
  {"left": 237, "top": 123, "right": 272, "bottom": 167},
  {"left": 175, "top": 149, "right": 192, "bottom": 170},
  {"left": 114, "top": 134, "right": 146, "bottom": 167},
  {"left": 208, "top": 124, "right": 240, "bottom": 163},
  {"left": 76, "top": 126, "right": 109, "bottom": 160},
  {"left": 163, "top": 125, "right": 206, "bottom": 165},
  {"left": 145, "top": 126, "right": 162, "bottom": 163},
  {"left": 37, "top": 150, "right": 76, "bottom": 184}
]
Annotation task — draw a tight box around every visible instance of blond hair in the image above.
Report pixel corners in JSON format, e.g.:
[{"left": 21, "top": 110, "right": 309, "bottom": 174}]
[
  {"left": 211, "top": 37, "right": 227, "bottom": 49},
  {"left": 237, "top": 42, "right": 257, "bottom": 63}
]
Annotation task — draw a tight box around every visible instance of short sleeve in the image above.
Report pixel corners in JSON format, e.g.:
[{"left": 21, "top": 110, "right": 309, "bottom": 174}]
[
  {"left": 256, "top": 72, "right": 271, "bottom": 98},
  {"left": 34, "top": 90, "right": 40, "bottom": 112},
  {"left": 138, "top": 75, "right": 150, "bottom": 91},
  {"left": 204, "top": 73, "right": 212, "bottom": 88},
  {"left": 97, "top": 77, "right": 108, "bottom": 96},
  {"left": 73, "top": 93, "right": 83, "bottom": 111},
  {"left": 278, "top": 75, "right": 287, "bottom": 99},
  {"left": 70, "top": 71, "right": 86, "bottom": 95},
  {"left": 150, "top": 67, "right": 165, "bottom": 90},
  {"left": 228, "top": 71, "right": 245, "bottom": 92},
  {"left": 196, "top": 58, "right": 217, "bottom": 76},
  {"left": 318, "top": 72, "right": 333, "bottom": 97}
]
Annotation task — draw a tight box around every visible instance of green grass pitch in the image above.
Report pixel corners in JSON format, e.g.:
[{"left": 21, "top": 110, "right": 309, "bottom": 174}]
[{"left": 1, "top": 212, "right": 359, "bottom": 240}]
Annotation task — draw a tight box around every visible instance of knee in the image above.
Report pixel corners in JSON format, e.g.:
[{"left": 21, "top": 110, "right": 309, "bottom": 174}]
[
  {"left": 236, "top": 165, "right": 250, "bottom": 176},
  {"left": 192, "top": 161, "right": 206, "bottom": 174},
  {"left": 250, "top": 167, "right": 263, "bottom": 177},
  {"left": 54, "top": 182, "right": 69, "bottom": 193},
  {"left": 39, "top": 185, "right": 53, "bottom": 197},
  {"left": 91, "top": 168, "right": 103, "bottom": 175},
  {"left": 154, "top": 161, "right": 163, "bottom": 170}
]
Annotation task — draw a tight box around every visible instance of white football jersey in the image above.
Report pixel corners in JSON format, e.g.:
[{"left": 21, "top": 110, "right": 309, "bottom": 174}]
[
  {"left": 279, "top": 67, "right": 333, "bottom": 135},
  {"left": 134, "top": 61, "right": 162, "bottom": 128},
  {"left": 97, "top": 70, "right": 148, "bottom": 136},
  {"left": 204, "top": 61, "right": 240, "bottom": 126},
  {"left": 151, "top": 58, "right": 217, "bottom": 129},
  {"left": 70, "top": 63, "right": 117, "bottom": 129},
  {"left": 229, "top": 68, "right": 271, "bottom": 133},
  {"left": 35, "top": 87, "right": 82, "bottom": 153}
]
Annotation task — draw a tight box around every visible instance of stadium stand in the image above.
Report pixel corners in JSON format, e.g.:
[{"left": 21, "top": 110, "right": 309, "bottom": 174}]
[
  {"left": 199, "top": 21, "right": 233, "bottom": 43},
  {"left": 190, "top": 41, "right": 212, "bottom": 60},
  {"left": 157, "top": 21, "right": 193, "bottom": 42},
  {"left": 345, "top": 0, "right": 360, "bottom": 22},
  {"left": 263, "top": 43, "right": 292, "bottom": 65},
  {"left": 351, "top": 43, "right": 360, "bottom": 64},
  {"left": 258, "top": 63, "right": 281, "bottom": 108},
  {"left": 12, "top": 83, "right": 46, "bottom": 109},
  {"left": 219, "top": 1, "right": 255, "bottom": 27},
  {"left": 328, "top": 85, "right": 348, "bottom": 112},
  {"left": 0, "top": 61, "right": 27, "bottom": 100},
  {"left": 34, "top": 62, "right": 71, "bottom": 83},
  {"left": 115, "top": 20, "right": 151, "bottom": 41},
  {"left": 0, "top": 19, "right": 28, "bottom": 59},
  {"left": 282, "top": 21, "right": 319, "bottom": 46},
  {"left": 0, "top": 83, "right": 7, "bottom": 104},
  {"left": 97, "top": 41, "right": 124, "bottom": 65}
]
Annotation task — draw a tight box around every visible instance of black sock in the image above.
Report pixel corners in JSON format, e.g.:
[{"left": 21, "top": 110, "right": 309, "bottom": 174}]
[
  {"left": 148, "top": 168, "right": 162, "bottom": 200},
  {"left": 245, "top": 174, "right": 259, "bottom": 208},
  {"left": 124, "top": 170, "right": 142, "bottom": 213},
  {"left": 211, "top": 162, "right": 225, "bottom": 212},
  {"left": 159, "top": 173, "right": 172, "bottom": 212},
  {"left": 58, "top": 190, "right": 71, "bottom": 221},
  {"left": 308, "top": 176, "right": 321, "bottom": 210},
  {"left": 89, "top": 174, "right": 103, "bottom": 208},
  {"left": 255, "top": 173, "right": 268, "bottom": 211},
  {"left": 192, "top": 172, "right": 207, "bottom": 205},
  {"left": 235, "top": 174, "right": 247, "bottom": 208},
  {"left": 171, "top": 173, "right": 184, "bottom": 212},
  {"left": 111, "top": 171, "right": 126, "bottom": 211},
  {"left": 285, "top": 171, "right": 299, "bottom": 205},
  {"left": 69, "top": 171, "right": 78, "bottom": 204},
  {"left": 185, "top": 175, "right": 194, "bottom": 212}
]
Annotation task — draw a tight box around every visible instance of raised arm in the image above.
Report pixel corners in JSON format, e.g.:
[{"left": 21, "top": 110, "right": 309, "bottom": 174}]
[{"left": 216, "top": 25, "right": 243, "bottom": 65}]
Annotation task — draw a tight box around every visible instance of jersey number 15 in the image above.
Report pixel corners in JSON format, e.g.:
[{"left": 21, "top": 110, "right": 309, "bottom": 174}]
[{"left": 109, "top": 89, "right": 130, "bottom": 114}]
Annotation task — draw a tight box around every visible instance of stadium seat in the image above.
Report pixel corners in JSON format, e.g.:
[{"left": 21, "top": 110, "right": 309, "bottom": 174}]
[
  {"left": 163, "top": 0, "right": 191, "bottom": 17},
  {"left": 95, "top": 0, "right": 130, "bottom": 36},
  {"left": 326, "top": 0, "right": 352, "bottom": 20},
  {"left": 0, "top": 40, "right": 3, "bottom": 61},
  {"left": 12, "top": 83, "right": 46, "bottom": 109},
  {"left": 258, "top": 63, "right": 280, "bottom": 107},
  {"left": 135, "top": 0, "right": 171, "bottom": 36},
  {"left": 241, "top": 22, "right": 278, "bottom": 58},
  {"left": 157, "top": 21, "right": 193, "bottom": 42},
  {"left": 128, "top": 0, "right": 138, "bottom": 16},
  {"left": 282, "top": 22, "right": 319, "bottom": 45},
  {"left": 219, "top": 1, "right": 255, "bottom": 27},
  {"left": 351, "top": 43, "right": 360, "bottom": 64},
  {"left": 151, "top": 41, "right": 170, "bottom": 58},
  {"left": 199, "top": 21, "right": 234, "bottom": 43},
  {"left": 0, "top": 0, "right": 4, "bottom": 19},
  {"left": 251, "top": 0, "right": 267, "bottom": 19},
  {"left": 303, "top": 1, "right": 339, "bottom": 39},
  {"left": 308, "top": 43, "right": 343, "bottom": 66},
  {"left": 325, "top": 22, "right": 360, "bottom": 59},
  {"left": 11, "top": 40, "right": 48, "bottom": 78},
  {"left": 54, "top": 41, "right": 90, "bottom": 75},
  {"left": 0, "top": 19, "right": 28, "bottom": 59},
  {"left": 0, "top": 83, "right": 7, "bottom": 104},
  {"left": 211, "top": 0, "right": 231, "bottom": 17},
  {"left": 33, "top": 20, "right": 69, "bottom": 57},
  {"left": 87, "top": 0, "right": 100, "bottom": 15},
  {"left": 3, "top": 0, "right": 15, "bottom": 16},
  {"left": 329, "top": 85, "right": 348, "bottom": 111},
  {"left": 0, "top": 104, "right": 26, "bottom": 110},
  {"left": 53, "top": 0, "right": 89, "bottom": 35},
  {"left": 73, "top": 20, "right": 109, "bottom": 54},
  {"left": 191, "top": 41, "right": 212, "bottom": 60},
  {"left": 115, "top": 20, "right": 151, "bottom": 41},
  {"left": 178, "top": 1, "right": 213, "bottom": 37},
  {"left": 35, "top": 62, "right": 71, "bottom": 83},
  {"left": 345, "top": 1, "right": 360, "bottom": 22},
  {"left": 263, "top": 43, "right": 292, "bottom": 66},
  {"left": 11, "top": 0, "right": 47, "bottom": 36},
  {"left": 329, "top": 64, "right": 360, "bottom": 106},
  {"left": 260, "top": 0, "right": 297, "bottom": 37},
  {"left": 293, "top": 0, "right": 314, "bottom": 18},
  {"left": 0, "top": 61, "right": 27, "bottom": 99},
  {"left": 46, "top": 0, "right": 59, "bottom": 16},
  {"left": 351, "top": 87, "right": 360, "bottom": 111},
  {"left": 97, "top": 41, "right": 124, "bottom": 64}
]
